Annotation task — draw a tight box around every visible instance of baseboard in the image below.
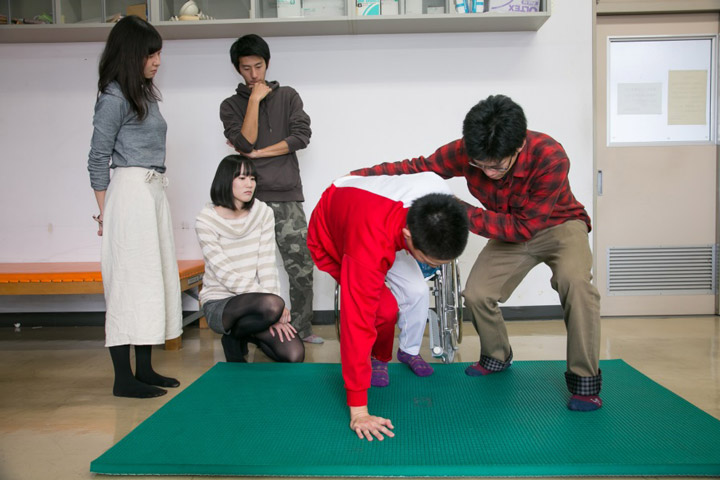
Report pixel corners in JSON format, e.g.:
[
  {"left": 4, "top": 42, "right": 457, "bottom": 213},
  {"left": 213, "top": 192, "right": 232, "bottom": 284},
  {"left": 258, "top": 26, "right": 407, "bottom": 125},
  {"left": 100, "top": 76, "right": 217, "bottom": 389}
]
[
  {"left": 0, "top": 306, "right": 564, "bottom": 328},
  {"left": 315, "top": 306, "right": 564, "bottom": 324}
]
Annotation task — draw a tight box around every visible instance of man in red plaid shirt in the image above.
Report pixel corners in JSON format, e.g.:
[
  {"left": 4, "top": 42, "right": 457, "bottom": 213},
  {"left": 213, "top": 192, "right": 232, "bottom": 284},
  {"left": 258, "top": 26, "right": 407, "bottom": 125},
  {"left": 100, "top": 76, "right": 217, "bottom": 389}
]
[{"left": 351, "top": 95, "right": 602, "bottom": 411}]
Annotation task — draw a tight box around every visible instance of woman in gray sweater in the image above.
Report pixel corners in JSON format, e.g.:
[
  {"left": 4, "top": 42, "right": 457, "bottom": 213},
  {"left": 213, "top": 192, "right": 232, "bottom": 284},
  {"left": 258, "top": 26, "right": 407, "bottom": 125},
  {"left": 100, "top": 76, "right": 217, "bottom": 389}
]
[{"left": 87, "top": 16, "right": 182, "bottom": 398}]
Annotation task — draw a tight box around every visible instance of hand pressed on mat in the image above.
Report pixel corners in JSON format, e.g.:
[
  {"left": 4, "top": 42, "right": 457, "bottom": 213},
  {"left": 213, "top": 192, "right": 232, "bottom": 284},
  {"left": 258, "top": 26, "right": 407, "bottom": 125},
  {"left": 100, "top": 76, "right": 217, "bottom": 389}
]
[{"left": 350, "top": 406, "right": 395, "bottom": 441}]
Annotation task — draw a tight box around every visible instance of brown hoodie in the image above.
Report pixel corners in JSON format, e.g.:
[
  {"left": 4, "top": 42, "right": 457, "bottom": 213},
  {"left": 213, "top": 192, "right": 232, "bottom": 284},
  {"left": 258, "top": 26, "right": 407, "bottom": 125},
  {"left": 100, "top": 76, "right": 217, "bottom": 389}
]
[{"left": 220, "top": 80, "right": 311, "bottom": 202}]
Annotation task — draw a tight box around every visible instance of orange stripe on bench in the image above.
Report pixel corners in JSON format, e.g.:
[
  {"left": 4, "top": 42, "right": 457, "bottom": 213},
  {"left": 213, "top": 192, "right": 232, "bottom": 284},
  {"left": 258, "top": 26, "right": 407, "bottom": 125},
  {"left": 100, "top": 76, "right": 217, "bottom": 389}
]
[{"left": 0, "top": 260, "right": 204, "bottom": 285}]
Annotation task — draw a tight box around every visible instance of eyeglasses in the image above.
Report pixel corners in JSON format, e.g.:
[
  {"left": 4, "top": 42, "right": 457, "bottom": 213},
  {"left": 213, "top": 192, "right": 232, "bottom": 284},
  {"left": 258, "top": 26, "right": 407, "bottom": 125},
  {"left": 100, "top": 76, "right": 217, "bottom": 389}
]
[{"left": 468, "top": 154, "right": 514, "bottom": 173}]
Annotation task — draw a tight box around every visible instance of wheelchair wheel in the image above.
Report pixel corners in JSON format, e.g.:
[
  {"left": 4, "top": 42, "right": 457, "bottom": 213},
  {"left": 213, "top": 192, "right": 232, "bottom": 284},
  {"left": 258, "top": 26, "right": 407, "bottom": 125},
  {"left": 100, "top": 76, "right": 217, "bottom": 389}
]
[
  {"left": 454, "top": 260, "right": 463, "bottom": 344},
  {"left": 428, "top": 259, "right": 464, "bottom": 364},
  {"left": 442, "top": 260, "right": 463, "bottom": 352},
  {"left": 443, "top": 331, "right": 456, "bottom": 364}
]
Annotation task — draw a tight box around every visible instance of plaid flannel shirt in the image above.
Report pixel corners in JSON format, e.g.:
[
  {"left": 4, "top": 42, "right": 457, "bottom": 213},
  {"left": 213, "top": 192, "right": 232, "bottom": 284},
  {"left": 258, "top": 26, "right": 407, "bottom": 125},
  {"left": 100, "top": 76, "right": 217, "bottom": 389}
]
[{"left": 351, "top": 131, "right": 591, "bottom": 243}]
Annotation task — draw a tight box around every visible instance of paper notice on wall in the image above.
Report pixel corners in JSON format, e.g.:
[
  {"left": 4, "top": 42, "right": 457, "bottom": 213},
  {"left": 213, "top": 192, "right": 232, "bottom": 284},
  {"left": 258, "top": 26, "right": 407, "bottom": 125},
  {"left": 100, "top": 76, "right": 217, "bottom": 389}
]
[
  {"left": 668, "top": 70, "right": 707, "bottom": 125},
  {"left": 617, "top": 83, "right": 662, "bottom": 115}
]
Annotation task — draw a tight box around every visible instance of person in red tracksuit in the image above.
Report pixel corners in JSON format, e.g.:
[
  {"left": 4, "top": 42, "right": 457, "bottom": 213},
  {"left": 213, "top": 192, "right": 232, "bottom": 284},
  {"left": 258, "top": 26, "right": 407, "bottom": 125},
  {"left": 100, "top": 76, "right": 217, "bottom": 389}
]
[{"left": 307, "top": 172, "right": 469, "bottom": 441}]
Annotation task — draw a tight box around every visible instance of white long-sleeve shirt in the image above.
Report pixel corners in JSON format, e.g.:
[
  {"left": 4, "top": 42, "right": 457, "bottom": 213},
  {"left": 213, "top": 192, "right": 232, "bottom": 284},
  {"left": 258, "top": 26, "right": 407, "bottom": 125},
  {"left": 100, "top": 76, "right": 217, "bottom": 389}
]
[{"left": 195, "top": 201, "right": 280, "bottom": 304}]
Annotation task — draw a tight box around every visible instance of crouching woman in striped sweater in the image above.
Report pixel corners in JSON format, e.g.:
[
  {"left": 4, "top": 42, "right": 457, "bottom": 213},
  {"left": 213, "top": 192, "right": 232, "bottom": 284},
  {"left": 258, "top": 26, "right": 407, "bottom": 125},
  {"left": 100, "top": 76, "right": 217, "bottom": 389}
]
[{"left": 196, "top": 155, "right": 304, "bottom": 363}]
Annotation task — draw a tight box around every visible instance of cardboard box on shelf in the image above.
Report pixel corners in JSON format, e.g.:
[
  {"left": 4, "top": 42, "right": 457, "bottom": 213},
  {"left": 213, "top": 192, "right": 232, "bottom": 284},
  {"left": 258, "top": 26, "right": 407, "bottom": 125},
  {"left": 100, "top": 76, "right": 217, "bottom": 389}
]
[{"left": 127, "top": 3, "right": 147, "bottom": 20}]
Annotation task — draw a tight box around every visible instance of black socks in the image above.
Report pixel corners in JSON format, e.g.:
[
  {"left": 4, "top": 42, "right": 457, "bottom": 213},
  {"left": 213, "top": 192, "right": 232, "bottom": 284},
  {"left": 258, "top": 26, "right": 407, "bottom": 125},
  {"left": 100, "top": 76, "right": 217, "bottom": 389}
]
[
  {"left": 109, "top": 345, "right": 179, "bottom": 398},
  {"left": 134, "top": 345, "right": 181, "bottom": 388}
]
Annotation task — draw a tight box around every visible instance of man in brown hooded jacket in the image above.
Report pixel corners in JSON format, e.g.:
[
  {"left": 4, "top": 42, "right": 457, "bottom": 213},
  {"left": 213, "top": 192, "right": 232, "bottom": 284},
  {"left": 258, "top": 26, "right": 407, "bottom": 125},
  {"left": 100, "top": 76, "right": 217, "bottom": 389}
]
[{"left": 220, "top": 34, "right": 322, "bottom": 344}]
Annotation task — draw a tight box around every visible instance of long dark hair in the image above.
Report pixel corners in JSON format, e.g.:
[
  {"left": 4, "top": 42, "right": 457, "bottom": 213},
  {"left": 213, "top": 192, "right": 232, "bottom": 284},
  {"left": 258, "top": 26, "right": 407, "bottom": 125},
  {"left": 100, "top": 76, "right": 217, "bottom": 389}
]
[{"left": 98, "top": 15, "right": 162, "bottom": 120}]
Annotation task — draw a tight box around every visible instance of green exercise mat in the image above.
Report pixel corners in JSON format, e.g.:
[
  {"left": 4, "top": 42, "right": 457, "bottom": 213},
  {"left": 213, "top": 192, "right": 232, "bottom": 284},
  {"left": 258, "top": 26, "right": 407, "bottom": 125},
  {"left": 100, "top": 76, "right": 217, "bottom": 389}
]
[{"left": 91, "top": 359, "right": 720, "bottom": 477}]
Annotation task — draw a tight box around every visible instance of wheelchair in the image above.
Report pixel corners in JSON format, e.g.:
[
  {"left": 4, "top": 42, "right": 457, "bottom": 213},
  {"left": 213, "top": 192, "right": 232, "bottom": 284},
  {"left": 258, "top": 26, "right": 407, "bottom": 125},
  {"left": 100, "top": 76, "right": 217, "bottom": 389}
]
[
  {"left": 426, "top": 259, "right": 464, "bottom": 363},
  {"left": 333, "top": 258, "right": 464, "bottom": 364}
]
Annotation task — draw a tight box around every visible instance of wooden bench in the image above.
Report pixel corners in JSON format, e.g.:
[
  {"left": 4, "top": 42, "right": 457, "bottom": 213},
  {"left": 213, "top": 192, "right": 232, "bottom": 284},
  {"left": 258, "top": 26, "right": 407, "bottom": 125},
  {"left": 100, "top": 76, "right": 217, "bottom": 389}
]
[{"left": 0, "top": 260, "right": 206, "bottom": 350}]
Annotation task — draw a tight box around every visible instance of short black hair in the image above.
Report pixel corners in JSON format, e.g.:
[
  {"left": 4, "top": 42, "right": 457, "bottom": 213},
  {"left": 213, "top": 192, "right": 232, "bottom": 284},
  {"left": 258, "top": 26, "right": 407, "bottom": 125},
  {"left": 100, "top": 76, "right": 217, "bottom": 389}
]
[
  {"left": 407, "top": 194, "right": 469, "bottom": 260},
  {"left": 210, "top": 155, "right": 257, "bottom": 211},
  {"left": 230, "top": 34, "right": 271, "bottom": 72},
  {"left": 462, "top": 94, "right": 527, "bottom": 162}
]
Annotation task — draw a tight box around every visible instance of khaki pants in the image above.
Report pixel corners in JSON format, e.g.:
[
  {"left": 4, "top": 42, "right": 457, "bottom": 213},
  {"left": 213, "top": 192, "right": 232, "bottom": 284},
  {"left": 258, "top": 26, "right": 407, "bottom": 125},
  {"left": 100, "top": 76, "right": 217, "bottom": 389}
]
[{"left": 463, "top": 220, "right": 601, "bottom": 382}]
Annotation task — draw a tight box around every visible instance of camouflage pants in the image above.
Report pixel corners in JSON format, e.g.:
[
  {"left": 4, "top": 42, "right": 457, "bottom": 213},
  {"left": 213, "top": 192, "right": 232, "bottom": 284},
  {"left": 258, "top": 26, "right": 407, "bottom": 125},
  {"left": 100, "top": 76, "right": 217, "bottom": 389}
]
[{"left": 266, "top": 201, "right": 315, "bottom": 338}]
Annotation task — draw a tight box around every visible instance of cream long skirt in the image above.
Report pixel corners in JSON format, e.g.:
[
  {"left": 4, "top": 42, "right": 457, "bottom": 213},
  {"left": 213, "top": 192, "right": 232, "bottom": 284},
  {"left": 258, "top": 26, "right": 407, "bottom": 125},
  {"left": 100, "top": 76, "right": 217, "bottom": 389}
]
[{"left": 101, "top": 167, "right": 183, "bottom": 347}]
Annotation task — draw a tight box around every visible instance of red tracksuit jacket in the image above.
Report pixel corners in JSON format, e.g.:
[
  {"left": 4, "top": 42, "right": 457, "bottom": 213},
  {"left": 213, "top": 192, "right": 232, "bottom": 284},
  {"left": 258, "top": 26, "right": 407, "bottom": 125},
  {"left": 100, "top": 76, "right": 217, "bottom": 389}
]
[{"left": 307, "top": 173, "right": 450, "bottom": 406}]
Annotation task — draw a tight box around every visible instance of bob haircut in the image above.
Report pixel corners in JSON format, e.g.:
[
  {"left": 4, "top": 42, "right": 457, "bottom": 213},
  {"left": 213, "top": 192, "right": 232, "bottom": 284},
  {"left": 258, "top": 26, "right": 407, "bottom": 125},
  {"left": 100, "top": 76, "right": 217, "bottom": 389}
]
[
  {"left": 230, "top": 34, "right": 271, "bottom": 72},
  {"left": 98, "top": 15, "right": 163, "bottom": 120},
  {"left": 210, "top": 155, "right": 258, "bottom": 211}
]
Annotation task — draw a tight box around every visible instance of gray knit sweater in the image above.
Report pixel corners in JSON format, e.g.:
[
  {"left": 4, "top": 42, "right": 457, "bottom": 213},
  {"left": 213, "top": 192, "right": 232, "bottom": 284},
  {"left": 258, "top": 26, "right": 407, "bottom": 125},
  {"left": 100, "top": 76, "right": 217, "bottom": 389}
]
[{"left": 88, "top": 82, "right": 167, "bottom": 191}]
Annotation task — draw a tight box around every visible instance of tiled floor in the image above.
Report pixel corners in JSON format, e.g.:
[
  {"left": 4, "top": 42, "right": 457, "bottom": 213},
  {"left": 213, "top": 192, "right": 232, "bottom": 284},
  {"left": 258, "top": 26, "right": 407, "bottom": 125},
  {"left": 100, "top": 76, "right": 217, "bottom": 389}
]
[{"left": 1, "top": 316, "right": 718, "bottom": 480}]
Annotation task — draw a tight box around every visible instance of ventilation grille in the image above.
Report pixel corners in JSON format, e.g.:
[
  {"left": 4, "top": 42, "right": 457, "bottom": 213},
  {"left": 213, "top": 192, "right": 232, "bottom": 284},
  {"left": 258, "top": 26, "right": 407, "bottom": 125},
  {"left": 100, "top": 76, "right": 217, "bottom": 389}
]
[{"left": 607, "top": 245, "right": 717, "bottom": 296}]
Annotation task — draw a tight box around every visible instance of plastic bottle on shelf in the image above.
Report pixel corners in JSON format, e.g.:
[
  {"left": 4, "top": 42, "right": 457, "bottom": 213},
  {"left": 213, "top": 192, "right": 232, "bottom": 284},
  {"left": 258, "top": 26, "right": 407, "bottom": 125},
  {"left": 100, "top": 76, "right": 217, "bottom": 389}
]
[
  {"left": 471, "top": 0, "right": 485, "bottom": 12},
  {"left": 454, "top": 0, "right": 468, "bottom": 13}
]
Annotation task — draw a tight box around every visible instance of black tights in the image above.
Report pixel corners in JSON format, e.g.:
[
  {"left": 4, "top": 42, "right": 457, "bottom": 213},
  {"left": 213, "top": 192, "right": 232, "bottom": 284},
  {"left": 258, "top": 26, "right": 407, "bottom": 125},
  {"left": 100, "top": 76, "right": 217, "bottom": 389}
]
[
  {"left": 108, "top": 344, "right": 179, "bottom": 398},
  {"left": 220, "top": 292, "right": 304, "bottom": 363}
]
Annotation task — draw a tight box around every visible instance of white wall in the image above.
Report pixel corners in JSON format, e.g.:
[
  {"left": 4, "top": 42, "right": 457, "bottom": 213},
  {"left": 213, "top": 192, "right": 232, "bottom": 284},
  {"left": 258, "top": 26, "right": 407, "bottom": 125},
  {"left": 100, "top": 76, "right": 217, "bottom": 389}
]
[{"left": 0, "top": 0, "right": 593, "bottom": 313}]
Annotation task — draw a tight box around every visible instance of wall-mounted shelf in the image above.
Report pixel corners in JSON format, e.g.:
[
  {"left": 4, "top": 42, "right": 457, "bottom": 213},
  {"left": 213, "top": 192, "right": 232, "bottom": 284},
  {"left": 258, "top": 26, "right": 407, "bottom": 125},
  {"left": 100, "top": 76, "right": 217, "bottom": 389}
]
[
  {"left": 0, "top": 0, "right": 549, "bottom": 43},
  {"left": 156, "top": 12, "right": 550, "bottom": 40}
]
